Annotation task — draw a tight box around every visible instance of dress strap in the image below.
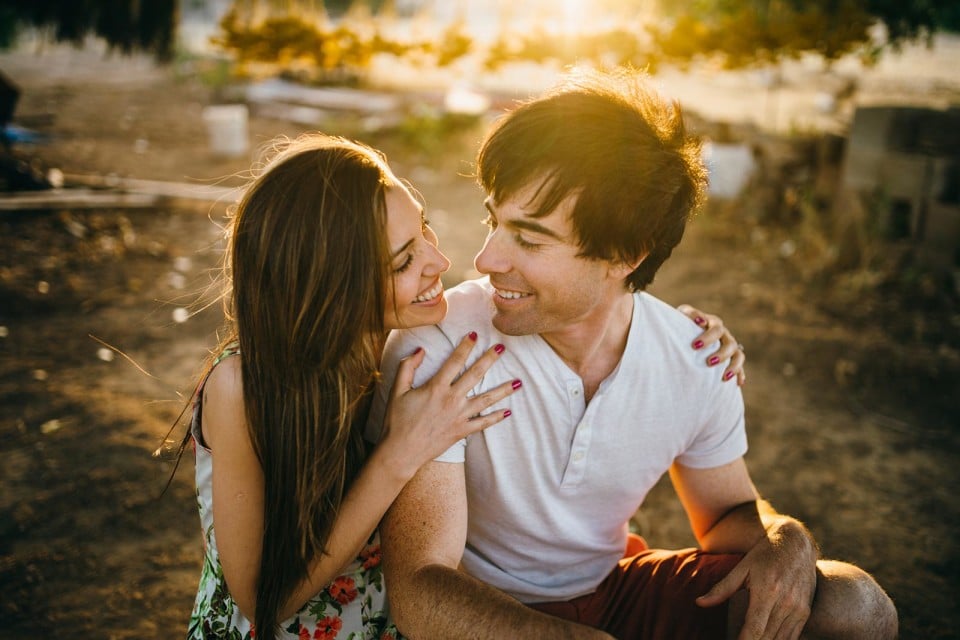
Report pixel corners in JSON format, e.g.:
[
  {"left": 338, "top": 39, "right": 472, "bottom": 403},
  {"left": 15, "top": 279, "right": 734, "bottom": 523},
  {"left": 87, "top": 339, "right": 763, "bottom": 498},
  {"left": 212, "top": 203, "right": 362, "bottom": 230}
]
[
  {"left": 191, "top": 341, "right": 241, "bottom": 450},
  {"left": 212, "top": 341, "right": 240, "bottom": 368}
]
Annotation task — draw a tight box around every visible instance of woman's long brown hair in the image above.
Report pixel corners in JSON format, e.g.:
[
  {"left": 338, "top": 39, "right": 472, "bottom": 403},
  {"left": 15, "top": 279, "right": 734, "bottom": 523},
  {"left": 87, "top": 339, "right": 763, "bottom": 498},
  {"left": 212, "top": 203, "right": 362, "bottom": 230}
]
[{"left": 224, "top": 135, "right": 393, "bottom": 637}]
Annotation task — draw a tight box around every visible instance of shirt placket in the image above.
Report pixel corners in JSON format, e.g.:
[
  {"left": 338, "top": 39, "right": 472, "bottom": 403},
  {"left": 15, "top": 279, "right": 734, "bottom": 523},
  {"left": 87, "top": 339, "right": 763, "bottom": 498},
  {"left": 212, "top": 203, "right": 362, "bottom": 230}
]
[{"left": 560, "top": 379, "right": 592, "bottom": 488}]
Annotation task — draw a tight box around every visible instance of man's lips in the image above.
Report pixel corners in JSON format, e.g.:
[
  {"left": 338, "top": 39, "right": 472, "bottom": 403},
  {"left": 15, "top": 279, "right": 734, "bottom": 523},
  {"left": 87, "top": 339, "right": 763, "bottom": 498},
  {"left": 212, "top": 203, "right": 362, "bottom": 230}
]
[{"left": 492, "top": 284, "right": 532, "bottom": 301}]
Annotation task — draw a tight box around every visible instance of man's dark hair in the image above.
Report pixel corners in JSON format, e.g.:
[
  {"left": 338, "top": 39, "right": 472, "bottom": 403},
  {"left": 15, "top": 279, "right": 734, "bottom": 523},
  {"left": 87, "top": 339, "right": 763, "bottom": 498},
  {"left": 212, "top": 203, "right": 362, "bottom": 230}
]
[{"left": 477, "top": 68, "right": 707, "bottom": 291}]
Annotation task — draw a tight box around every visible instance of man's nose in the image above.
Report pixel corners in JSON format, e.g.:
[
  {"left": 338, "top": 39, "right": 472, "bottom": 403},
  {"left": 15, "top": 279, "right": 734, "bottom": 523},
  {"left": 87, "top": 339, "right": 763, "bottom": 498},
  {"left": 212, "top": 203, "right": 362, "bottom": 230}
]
[{"left": 474, "top": 232, "right": 506, "bottom": 275}]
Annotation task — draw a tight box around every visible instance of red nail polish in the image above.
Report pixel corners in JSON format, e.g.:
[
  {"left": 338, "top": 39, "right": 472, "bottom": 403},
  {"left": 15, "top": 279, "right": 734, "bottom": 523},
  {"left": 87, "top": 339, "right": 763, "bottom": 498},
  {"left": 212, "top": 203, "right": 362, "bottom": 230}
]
[
  {"left": 695, "top": 316, "right": 705, "bottom": 325},
  {"left": 503, "top": 409, "right": 512, "bottom": 418},
  {"left": 709, "top": 356, "right": 720, "bottom": 365},
  {"left": 693, "top": 340, "right": 704, "bottom": 350},
  {"left": 494, "top": 343, "right": 505, "bottom": 354},
  {"left": 512, "top": 379, "right": 522, "bottom": 389},
  {"left": 413, "top": 346, "right": 423, "bottom": 355},
  {"left": 468, "top": 331, "right": 478, "bottom": 341},
  {"left": 724, "top": 371, "right": 734, "bottom": 380}
]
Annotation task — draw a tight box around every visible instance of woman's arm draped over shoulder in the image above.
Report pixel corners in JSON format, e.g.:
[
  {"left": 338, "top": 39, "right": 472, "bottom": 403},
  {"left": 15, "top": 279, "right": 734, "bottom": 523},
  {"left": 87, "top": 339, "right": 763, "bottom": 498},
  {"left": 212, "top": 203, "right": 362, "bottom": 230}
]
[{"left": 204, "top": 337, "right": 520, "bottom": 622}]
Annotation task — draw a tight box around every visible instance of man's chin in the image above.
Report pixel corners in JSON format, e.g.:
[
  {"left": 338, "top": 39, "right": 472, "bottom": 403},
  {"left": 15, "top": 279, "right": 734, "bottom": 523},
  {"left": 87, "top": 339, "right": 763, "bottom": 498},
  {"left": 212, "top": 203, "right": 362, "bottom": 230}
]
[{"left": 491, "top": 312, "right": 534, "bottom": 337}]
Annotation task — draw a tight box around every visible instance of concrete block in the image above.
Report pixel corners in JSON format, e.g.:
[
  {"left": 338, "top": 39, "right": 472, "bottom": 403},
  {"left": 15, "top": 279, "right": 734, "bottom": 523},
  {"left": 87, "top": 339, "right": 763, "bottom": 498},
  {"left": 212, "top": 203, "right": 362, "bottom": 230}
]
[
  {"left": 877, "top": 153, "right": 931, "bottom": 201},
  {"left": 919, "top": 201, "right": 960, "bottom": 268}
]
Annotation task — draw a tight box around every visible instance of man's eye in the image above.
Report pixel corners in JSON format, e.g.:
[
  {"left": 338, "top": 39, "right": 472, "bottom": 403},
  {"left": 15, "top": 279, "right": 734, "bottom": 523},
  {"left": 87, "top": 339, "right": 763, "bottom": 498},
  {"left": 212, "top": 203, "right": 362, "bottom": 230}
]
[{"left": 515, "top": 234, "right": 538, "bottom": 249}]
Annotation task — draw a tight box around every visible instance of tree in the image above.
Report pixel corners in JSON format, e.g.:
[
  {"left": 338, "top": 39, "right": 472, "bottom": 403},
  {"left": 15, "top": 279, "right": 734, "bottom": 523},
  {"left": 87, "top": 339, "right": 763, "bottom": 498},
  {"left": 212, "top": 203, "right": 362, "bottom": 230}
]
[
  {"left": 652, "top": 0, "right": 960, "bottom": 66},
  {"left": 0, "top": 0, "right": 178, "bottom": 61}
]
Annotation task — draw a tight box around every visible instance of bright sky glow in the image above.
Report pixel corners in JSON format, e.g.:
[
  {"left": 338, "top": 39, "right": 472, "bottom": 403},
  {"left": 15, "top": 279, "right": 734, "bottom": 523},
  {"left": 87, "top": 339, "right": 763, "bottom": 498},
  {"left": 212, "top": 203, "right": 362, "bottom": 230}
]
[
  {"left": 560, "top": 0, "right": 591, "bottom": 33},
  {"left": 420, "top": 0, "right": 648, "bottom": 40}
]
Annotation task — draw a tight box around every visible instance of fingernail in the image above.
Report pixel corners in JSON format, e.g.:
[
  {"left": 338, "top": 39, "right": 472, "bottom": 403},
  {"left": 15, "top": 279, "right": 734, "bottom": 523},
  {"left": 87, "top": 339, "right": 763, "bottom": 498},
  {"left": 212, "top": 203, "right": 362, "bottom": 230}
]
[
  {"left": 413, "top": 346, "right": 423, "bottom": 355},
  {"left": 503, "top": 409, "right": 512, "bottom": 418},
  {"left": 512, "top": 379, "right": 522, "bottom": 389},
  {"left": 723, "top": 371, "right": 734, "bottom": 380},
  {"left": 694, "top": 316, "right": 705, "bottom": 325},
  {"left": 693, "top": 340, "right": 704, "bottom": 350},
  {"left": 494, "top": 343, "right": 505, "bottom": 354},
  {"left": 468, "top": 331, "right": 478, "bottom": 341},
  {"left": 708, "top": 356, "right": 720, "bottom": 365}
]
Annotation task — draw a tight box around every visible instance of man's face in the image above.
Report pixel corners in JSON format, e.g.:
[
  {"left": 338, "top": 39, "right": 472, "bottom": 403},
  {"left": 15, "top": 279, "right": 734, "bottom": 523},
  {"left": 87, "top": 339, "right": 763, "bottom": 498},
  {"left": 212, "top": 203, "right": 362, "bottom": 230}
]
[{"left": 474, "top": 179, "right": 626, "bottom": 338}]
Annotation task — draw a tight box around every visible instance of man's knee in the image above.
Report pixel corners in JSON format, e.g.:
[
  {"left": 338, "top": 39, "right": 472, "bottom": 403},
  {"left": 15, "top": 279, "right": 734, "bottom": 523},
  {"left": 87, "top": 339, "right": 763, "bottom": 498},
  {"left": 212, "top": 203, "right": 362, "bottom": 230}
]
[{"left": 805, "top": 559, "right": 897, "bottom": 640}]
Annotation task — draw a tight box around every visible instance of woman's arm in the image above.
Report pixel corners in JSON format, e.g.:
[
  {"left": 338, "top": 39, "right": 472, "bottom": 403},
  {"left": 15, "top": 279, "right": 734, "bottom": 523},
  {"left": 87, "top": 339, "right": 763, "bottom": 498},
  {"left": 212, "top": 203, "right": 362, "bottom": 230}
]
[
  {"left": 203, "top": 357, "right": 264, "bottom": 620},
  {"left": 203, "top": 334, "right": 520, "bottom": 622}
]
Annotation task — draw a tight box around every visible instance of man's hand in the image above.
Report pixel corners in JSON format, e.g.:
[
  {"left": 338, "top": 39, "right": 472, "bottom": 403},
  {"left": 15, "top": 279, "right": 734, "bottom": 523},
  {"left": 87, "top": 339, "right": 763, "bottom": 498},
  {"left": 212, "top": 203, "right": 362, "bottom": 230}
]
[{"left": 696, "top": 518, "right": 818, "bottom": 640}]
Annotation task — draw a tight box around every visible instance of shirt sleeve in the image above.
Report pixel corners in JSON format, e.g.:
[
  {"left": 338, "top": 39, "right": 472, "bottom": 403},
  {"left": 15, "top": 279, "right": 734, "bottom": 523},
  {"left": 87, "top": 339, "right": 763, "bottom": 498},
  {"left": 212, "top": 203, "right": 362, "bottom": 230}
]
[
  {"left": 676, "top": 378, "right": 748, "bottom": 469},
  {"left": 364, "top": 323, "right": 468, "bottom": 463}
]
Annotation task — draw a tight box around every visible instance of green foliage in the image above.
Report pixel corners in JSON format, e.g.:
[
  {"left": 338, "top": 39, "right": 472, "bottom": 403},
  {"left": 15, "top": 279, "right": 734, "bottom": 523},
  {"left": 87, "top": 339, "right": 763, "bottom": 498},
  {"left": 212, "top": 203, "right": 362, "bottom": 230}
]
[
  {"left": 431, "top": 24, "right": 474, "bottom": 68},
  {"left": 2, "top": 0, "right": 956, "bottom": 71},
  {"left": 207, "top": 0, "right": 959, "bottom": 77},
  {"left": 212, "top": 7, "right": 474, "bottom": 73},
  {"left": 656, "top": 0, "right": 959, "bottom": 65},
  {"left": 389, "top": 110, "right": 482, "bottom": 155}
]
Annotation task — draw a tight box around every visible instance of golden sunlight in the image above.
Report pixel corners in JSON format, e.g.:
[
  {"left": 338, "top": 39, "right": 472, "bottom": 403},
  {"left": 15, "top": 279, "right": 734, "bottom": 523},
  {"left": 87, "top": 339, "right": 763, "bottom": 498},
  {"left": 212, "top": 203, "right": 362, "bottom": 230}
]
[{"left": 559, "top": 0, "right": 591, "bottom": 33}]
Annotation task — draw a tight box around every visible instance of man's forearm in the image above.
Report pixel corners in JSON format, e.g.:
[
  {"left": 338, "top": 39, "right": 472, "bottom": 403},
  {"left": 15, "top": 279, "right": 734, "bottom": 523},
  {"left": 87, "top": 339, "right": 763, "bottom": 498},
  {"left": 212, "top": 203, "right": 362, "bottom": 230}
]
[
  {"left": 700, "top": 499, "right": 818, "bottom": 559},
  {"left": 760, "top": 511, "right": 820, "bottom": 560},
  {"left": 392, "top": 563, "right": 611, "bottom": 640}
]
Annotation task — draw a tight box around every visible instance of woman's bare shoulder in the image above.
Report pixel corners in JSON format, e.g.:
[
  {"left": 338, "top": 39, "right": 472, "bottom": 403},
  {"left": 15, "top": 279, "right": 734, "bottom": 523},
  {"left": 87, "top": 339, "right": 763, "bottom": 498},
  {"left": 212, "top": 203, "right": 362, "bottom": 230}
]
[{"left": 201, "top": 355, "right": 248, "bottom": 451}]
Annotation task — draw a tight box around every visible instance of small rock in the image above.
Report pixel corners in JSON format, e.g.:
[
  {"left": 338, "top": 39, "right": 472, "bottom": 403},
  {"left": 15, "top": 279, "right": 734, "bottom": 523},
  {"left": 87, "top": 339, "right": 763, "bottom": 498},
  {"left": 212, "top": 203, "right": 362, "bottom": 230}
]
[
  {"left": 40, "top": 419, "right": 62, "bottom": 435},
  {"left": 173, "top": 256, "right": 193, "bottom": 273}
]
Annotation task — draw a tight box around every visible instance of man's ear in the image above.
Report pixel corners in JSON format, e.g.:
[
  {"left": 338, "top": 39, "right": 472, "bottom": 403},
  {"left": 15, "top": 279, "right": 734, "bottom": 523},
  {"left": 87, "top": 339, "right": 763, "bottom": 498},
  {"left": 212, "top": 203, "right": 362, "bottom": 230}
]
[{"left": 610, "top": 253, "right": 647, "bottom": 279}]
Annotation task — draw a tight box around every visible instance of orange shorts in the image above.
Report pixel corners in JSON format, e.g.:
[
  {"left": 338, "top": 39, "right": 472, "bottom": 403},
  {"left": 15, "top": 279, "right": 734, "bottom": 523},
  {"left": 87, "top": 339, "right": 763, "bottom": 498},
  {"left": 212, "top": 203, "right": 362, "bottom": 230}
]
[{"left": 528, "top": 540, "right": 742, "bottom": 639}]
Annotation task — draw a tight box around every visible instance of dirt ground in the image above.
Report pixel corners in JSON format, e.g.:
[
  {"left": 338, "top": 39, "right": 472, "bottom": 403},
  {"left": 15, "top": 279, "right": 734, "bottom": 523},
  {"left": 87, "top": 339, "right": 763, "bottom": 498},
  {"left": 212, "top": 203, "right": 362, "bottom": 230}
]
[{"left": 0, "top": 45, "right": 957, "bottom": 639}]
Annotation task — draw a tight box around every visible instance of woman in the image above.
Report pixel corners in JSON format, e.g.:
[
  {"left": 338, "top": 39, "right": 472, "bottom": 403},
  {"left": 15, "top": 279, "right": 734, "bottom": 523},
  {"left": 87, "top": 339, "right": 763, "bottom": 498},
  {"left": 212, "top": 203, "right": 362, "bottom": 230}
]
[{"left": 183, "top": 134, "right": 744, "bottom": 639}]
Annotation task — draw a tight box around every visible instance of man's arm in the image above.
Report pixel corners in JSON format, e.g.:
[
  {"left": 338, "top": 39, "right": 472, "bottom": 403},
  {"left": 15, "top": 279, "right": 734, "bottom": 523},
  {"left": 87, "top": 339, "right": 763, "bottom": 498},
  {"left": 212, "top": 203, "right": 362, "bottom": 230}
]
[
  {"left": 670, "top": 458, "right": 819, "bottom": 640},
  {"left": 381, "top": 460, "right": 613, "bottom": 639}
]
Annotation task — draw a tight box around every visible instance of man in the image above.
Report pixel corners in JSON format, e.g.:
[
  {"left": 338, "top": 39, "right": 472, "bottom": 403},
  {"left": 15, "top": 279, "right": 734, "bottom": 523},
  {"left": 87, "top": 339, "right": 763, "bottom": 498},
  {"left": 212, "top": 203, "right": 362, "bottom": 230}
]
[{"left": 367, "top": 69, "right": 897, "bottom": 639}]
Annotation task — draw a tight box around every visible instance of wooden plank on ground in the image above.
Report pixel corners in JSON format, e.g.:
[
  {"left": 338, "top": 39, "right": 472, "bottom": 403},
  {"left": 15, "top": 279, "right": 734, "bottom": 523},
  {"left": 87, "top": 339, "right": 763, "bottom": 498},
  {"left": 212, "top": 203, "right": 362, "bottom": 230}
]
[
  {"left": 63, "top": 174, "right": 244, "bottom": 202},
  {"left": 0, "top": 188, "right": 159, "bottom": 210},
  {"left": 0, "top": 175, "right": 245, "bottom": 211}
]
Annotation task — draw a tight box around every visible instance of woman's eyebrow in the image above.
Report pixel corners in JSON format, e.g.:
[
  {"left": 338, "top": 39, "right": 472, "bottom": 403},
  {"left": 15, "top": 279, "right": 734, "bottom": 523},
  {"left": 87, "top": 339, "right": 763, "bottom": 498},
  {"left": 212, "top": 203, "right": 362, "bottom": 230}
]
[{"left": 391, "top": 238, "right": 414, "bottom": 259}]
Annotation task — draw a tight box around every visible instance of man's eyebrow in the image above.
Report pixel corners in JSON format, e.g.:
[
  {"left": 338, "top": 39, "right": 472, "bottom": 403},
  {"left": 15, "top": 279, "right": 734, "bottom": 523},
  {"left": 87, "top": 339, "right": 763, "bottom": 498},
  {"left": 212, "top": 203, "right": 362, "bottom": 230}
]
[{"left": 484, "top": 199, "right": 564, "bottom": 241}]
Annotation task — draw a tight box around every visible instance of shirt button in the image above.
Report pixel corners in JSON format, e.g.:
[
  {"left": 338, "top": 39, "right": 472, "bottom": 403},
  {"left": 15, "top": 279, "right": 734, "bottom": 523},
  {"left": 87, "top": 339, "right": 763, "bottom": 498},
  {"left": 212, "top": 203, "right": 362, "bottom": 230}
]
[
  {"left": 572, "top": 389, "right": 581, "bottom": 396},
  {"left": 572, "top": 451, "right": 585, "bottom": 462}
]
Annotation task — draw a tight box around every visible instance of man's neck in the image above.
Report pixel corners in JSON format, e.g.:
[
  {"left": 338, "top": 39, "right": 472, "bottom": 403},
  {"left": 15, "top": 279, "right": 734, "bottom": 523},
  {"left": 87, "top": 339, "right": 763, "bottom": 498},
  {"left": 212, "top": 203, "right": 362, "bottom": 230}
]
[{"left": 540, "top": 292, "right": 635, "bottom": 403}]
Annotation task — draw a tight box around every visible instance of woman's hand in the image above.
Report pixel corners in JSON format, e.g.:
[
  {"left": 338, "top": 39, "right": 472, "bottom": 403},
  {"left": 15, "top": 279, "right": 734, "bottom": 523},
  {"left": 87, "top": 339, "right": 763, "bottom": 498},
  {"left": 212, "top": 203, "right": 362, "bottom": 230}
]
[
  {"left": 677, "top": 304, "right": 746, "bottom": 386},
  {"left": 380, "top": 332, "right": 520, "bottom": 481}
]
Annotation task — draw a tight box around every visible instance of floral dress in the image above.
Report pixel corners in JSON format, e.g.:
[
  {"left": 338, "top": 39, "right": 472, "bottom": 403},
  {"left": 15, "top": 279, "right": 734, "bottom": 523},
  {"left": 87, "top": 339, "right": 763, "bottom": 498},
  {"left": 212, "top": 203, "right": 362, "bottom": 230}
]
[{"left": 187, "top": 346, "right": 402, "bottom": 640}]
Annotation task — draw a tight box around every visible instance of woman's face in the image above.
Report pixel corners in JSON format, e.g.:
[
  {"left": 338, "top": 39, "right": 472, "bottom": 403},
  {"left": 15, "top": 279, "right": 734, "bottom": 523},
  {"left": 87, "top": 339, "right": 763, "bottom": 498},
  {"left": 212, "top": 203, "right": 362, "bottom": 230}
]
[{"left": 383, "top": 184, "right": 451, "bottom": 331}]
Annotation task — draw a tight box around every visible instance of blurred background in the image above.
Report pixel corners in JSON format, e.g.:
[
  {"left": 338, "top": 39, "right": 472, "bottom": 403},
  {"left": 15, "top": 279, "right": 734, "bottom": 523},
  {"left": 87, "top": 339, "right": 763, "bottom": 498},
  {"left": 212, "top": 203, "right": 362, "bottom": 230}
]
[{"left": 0, "top": 1, "right": 957, "bottom": 638}]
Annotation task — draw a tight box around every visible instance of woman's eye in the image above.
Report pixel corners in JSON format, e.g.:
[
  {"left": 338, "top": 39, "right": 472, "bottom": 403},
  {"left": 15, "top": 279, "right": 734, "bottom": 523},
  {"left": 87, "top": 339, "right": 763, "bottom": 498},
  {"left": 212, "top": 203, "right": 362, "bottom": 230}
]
[{"left": 393, "top": 254, "right": 414, "bottom": 273}]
